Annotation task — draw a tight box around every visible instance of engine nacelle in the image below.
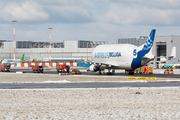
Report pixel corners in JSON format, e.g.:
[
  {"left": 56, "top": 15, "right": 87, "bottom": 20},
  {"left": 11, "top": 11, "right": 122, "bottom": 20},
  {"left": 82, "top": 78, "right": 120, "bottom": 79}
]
[{"left": 89, "top": 64, "right": 100, "bottom": 72}]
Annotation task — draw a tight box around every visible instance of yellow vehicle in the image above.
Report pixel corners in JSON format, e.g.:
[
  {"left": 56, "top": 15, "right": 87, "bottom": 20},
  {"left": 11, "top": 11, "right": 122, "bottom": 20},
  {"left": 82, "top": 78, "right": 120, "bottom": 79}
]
[
  {"left": 72, "top": 69, "right": 81, "bottom": 74},
  {"left": 136, "top": 66, "right": 153, "bottom": 74},
  {"left": 149, "top": 67, "right": 153, "bottom": 74}
]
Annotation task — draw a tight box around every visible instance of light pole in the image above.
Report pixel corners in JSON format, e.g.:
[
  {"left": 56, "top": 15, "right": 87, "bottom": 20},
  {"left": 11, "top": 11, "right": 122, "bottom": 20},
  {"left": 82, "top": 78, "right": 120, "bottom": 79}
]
[
  {"left": 48, "top": 28, "right": 52, "bottom": 62},
  {"left": 12, "top": 20, "right": 17, "bottom": 67},
  {"left": 86, "top": 42, "right": 88, "bottom": 61}
]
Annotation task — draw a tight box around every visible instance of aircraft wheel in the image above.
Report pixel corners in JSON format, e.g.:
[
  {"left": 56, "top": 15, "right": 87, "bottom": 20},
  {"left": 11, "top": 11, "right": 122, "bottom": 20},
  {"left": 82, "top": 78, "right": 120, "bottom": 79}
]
[
  {"left": 129, "top": 71, "right": 134, "bottom": 75},
  {"left": 106, "top": 72, "right": 111, "bottom": 75}
]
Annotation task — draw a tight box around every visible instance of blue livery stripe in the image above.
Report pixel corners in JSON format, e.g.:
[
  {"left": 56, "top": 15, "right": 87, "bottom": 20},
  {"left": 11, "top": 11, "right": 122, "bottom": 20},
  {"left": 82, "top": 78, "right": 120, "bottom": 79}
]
[{"left": 131, "top": 29, "right": 156, "bottom": 69}]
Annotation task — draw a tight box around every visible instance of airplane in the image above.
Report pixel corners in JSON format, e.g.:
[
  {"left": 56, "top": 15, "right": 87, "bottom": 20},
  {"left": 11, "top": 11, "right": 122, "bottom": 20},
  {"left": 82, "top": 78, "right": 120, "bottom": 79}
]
[
  {"left": 1, "top": 53, "right": 25, "bottom": 66},
  {"left": 20, "top": 53, "right": 25, "bottom": 62},
  {"left": 89, "top": 29, "right": 156, "bottom": 75},
  {"left": 149, "top": 46, "right": 180, "bottom": 68},
  {"left": 161, "top": 63, "right": 180, "bottom": 69}
]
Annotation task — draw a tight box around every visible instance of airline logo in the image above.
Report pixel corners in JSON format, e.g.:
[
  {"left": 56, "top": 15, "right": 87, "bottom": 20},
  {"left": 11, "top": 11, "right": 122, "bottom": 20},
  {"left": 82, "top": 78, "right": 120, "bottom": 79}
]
[
  {"left": 143, "top": 36, "right": 153, "bottom": 51},
  {"left": 95, "top": 52, "right": 122, "bottom": 58},
  {"left": 142, "top": 29, "right": 155, "bottom": 51}
]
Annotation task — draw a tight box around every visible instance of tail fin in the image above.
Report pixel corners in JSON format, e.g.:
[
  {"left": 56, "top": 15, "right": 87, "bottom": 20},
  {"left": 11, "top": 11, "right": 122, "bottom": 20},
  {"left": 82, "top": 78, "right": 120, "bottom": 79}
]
[
  {"left": 142, "top": 29, "right": 156, "bottom": 51},
  {"left": 20, "top": 53, "right": 25, "bottom": 62},
  {"left": 170, "top": 46, "right": 176, "bottom": 58},
  {"left": 138, "top": 29, "right": 156, "bottom": 57}
]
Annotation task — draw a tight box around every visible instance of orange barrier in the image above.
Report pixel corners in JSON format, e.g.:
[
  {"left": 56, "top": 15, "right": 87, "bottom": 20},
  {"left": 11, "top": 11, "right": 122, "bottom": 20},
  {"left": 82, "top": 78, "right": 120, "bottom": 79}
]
[{"left": 15, "top": 62, "right": 77, "bottom": 68}]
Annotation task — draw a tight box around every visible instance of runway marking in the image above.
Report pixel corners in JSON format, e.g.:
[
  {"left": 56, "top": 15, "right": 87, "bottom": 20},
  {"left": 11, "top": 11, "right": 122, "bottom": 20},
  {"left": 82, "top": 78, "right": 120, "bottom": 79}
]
[
  {"left": 44, "top": 80, "right": 71, "bottom": 83},
  {"left": 128, "top": 77, "right": 156, "bottom": 80}
]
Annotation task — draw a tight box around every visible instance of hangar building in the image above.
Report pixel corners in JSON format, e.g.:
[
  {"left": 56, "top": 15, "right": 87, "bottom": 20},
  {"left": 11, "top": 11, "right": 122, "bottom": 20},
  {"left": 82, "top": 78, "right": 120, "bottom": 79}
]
[
  {"left": 0, "top": 35, "right": 179, "bottom": 65},
  {"left": 0, "top": 40, "right": 117, "bottom": 61}
]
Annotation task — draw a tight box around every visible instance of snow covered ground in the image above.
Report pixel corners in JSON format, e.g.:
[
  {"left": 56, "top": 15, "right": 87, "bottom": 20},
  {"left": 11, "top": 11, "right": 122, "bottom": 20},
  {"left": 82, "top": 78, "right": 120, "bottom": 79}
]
[{"left": 0, "top": 88, "right": 179, "bottom": 119}]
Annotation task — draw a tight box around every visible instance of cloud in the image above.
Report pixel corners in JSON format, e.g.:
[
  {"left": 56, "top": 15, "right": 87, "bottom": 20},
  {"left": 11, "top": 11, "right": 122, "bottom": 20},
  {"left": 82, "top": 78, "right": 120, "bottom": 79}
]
[
  {"left": 0, "top": 1, "right": 49, "bottom": 22},
  {"left": 101, "top": 0, "right": 180, "bottom": 26},
  {"left": 42, "top": 0, "right": 95, "bottom": 23},
  {"left": 46, "top": 6, "right": 93, "bottom": 23},
  {"left": 0, "top": 0, "right": 180, "bottom": 41}
]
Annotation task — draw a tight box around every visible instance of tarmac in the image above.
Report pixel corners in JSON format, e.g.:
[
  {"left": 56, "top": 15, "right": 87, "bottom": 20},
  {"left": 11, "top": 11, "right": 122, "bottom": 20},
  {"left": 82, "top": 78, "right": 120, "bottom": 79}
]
[{"left": 0, "top": 68, "right": 179, "bottom": 119}]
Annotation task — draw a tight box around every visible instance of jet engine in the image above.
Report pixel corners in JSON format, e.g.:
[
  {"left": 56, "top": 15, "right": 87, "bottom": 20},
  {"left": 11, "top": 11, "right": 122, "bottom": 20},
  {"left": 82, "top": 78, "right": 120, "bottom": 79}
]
[{"left": 89, "top": 64, "right": 100, "bottom": 72}]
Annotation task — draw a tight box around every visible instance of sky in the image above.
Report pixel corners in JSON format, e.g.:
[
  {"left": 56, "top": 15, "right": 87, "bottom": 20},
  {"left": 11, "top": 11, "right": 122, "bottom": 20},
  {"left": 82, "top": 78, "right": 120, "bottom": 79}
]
[{"left": 0, "top": 0, "right": 180, "bottom": 41}]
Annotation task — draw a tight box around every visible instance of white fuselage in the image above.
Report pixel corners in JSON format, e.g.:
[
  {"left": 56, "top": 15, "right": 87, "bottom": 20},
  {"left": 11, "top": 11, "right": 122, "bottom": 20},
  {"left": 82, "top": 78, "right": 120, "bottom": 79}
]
[
  {"left": 91, "top": 44, "right": 138, "bottom": 70},
  {"left": 1, "top": 59, "right": 20, "bottom": 65}
]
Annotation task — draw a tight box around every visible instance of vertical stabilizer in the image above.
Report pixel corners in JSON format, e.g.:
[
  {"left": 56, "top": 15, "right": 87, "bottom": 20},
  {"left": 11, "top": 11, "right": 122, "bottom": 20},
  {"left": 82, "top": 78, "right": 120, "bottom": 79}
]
[
  {"left": 138, "top": 29, "right": 156, "bottom": 57},
  {"left": 170, "top": 46, "right": 176, "bottom": 58},
  {"left": 20, "top": 53, "right": 25, "bottom": 62},
  {"left": 131, "top": 29, "right": 156, "bottom": 69}
]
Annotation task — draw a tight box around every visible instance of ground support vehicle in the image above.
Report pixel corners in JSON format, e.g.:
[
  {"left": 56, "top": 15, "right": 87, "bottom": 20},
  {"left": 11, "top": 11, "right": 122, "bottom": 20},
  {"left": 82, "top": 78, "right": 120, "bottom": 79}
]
[
  {"left": 135, "top": 66, "right": 153, "bottom": 74},
  {"left": 164, "top": 69, "right": 174, "bottom": 74},
  {"left": 149, "top": 67, "right": 153, "bottom": 74},
  {"left": 0, "top": 63, "right": 11, "bottom": 72},
  {"left": 56, "top": 65, "right": 70, "bottom": 73},
  {"left": 72, "top": 69, "right": 81, "bottom": 74},
  {"left": 32, "top": 65, "right": 44, "bottom": 73}
]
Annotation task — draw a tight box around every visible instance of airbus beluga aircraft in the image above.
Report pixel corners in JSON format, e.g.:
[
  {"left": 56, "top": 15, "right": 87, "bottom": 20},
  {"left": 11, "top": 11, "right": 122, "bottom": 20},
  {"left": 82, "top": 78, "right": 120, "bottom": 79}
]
[{"left": 89, "top": 29, "right": 156, "bottom": 75}]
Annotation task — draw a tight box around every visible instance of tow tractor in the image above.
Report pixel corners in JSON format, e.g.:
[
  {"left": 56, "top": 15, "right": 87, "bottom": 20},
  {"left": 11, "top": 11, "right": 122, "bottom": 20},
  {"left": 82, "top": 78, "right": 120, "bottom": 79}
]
[
  {"left": 164, "top": 68, "right": 174, "bottom": 74},
  {"left": 72, "top": 69, "right": 81, "bottom": 74},
  {"left": 32, "top": 65, "right": 44, "bottom": 73},
  {"left": 56, "top": 65, "right": 70, "bottom": 73},
  {"left": 0, "top": 63, "right": 11, "bottom": 72}
]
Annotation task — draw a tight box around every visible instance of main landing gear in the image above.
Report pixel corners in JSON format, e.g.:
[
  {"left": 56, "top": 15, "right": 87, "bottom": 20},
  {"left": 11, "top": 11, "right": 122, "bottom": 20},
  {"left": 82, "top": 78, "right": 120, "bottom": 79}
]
[
  {"left": 98, "top": 69, "right": 115, "bottom": 75},
  {"left": 128, "top": 71, "right": 135, "bottom": 75}
]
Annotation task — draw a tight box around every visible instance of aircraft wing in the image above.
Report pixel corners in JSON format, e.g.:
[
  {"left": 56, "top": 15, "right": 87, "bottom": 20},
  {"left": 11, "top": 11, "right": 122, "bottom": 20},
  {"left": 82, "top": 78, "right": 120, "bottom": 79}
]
[
  {"left": 156, "top": 56, "right": 174, "bottom": 58},
  {"left": 150, "top": 59, "right": 180, "bottom": 63},
  {"left": 89, "top": 61, "right": 120, "bottom": 67}
]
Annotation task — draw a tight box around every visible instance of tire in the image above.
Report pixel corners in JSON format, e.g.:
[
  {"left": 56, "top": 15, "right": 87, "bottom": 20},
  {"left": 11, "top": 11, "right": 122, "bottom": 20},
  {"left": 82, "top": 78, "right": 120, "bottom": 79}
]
[
  {"left": 106, "top": 72, "right": 111, "bottom": 75},
  {"left": 129, "top": 71, "right": 134, "bottom": 75}
]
